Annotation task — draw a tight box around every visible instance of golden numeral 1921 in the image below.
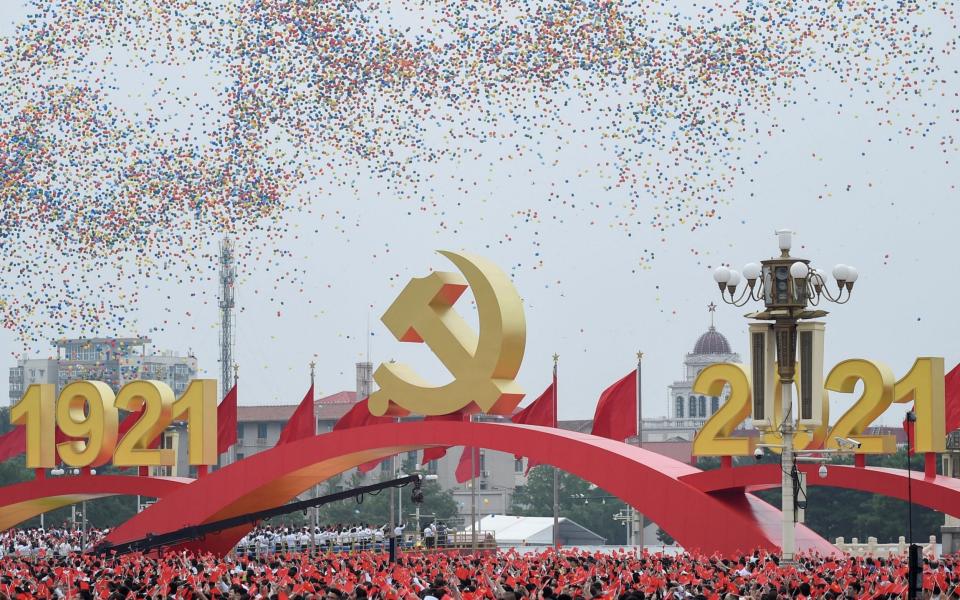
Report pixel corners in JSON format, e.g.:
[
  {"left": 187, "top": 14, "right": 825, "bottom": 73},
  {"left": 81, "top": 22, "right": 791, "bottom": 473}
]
[{"left": 10, "top": 379, "right": 218, "bottom": 469}]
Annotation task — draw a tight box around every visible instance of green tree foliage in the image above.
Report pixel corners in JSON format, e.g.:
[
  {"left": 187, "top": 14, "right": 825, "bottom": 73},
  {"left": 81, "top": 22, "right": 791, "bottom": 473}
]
[
  {"left": 314, "top": 472, "right": 459, "bottom": 531},
  {"left": 742, "top": 449, "right": 943, "bottom": 543},
  {"left": 656, "top": 527, "right": 675, "bottom": 545},
  {"left": 509, "top": 467, "right": 627, "bottom": 545}
]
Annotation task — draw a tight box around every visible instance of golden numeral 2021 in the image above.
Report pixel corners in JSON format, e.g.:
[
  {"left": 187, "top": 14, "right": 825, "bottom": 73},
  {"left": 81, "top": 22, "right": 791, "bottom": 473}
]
[{"left": 693, "top": 357, "right": 945, "bottom": 457}]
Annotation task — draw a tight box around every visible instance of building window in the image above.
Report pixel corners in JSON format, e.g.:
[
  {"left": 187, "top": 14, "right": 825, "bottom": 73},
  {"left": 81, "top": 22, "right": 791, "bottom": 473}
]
[
  {"left": 675, "top": 396, "right": 684, "bottom": 418},
  {"left": 257, "top": 423, "right": 268, "bottom": 439},
  {"left": 689, "top": 396, "right": 697, "bottom": 418},
  {"left": 427, "top": 460, "right": 438, "bottom": 475},
  {"left": 711, "top": 396, "right": 720, "bottom": 414},
  {"left": 699, "top": 396, "right": 707, "bottom": 418},
  {"left": 236, "top": 452, "right": 245, "bottom": 461},
  {"left": 381, "top": 459, "right": 392, "bottom": 474},
  {"left": 237, "top": 423, "right": 244, "bottom": 439},
  {"left": 479, "top": 450, "right": 486, "bottom": 472},
  {"left": 515, "top": 458, "right": 524, "bottom": 473}
]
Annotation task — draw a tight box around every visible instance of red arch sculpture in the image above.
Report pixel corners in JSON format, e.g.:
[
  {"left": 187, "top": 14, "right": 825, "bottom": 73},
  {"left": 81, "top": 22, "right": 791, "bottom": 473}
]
[
  {"left": 105, "top": 422, "right": 835, "bottom": 556},
  {"left": 0, "top": 474, "right": 191, "bottom": 531},
  {"left": 680, "top": 463, "right": 960, "bottom": 517}
]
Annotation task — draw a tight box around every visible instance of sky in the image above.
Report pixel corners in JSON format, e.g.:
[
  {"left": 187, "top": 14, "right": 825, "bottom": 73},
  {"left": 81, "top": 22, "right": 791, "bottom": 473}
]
[{"left": 1, "top": 0, "right": 958, "bottom": 426}]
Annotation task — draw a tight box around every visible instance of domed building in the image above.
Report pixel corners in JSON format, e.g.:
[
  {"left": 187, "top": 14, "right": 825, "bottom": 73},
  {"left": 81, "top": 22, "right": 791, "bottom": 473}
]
[{"left": 643, "top": 305, "right": 741, "bottom": 442}]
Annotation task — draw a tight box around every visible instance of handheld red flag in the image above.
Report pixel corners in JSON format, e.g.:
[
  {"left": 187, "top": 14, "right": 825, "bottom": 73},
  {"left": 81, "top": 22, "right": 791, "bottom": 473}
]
[{"left": 590, "top": 370, "right": 638, "bottom": 442}]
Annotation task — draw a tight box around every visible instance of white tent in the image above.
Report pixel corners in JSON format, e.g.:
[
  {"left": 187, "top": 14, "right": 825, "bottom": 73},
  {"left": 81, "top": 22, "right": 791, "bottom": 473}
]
[{"left": 473, "top": 515, "right": 606, "bottom": 547}]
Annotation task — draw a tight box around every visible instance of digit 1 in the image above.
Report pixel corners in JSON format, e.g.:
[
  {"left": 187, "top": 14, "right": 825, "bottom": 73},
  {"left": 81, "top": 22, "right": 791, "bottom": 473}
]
[
  {"left": 10, "top": 384, "right": 56, "bottom": 469},
  {"left": 171, "top": 379, "right": 218, "bottom": 465},
  {"left": 56, "top": 381, "right": 119, "bottom": 467},
  {"left": 893, "top": 357, "right": 946, "bottom": 453}
]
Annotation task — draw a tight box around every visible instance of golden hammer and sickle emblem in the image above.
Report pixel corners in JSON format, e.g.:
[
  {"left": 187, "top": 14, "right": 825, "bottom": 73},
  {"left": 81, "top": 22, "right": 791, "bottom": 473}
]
[{"left": 368, "top": 250, "right": 526, "bottom": 417}]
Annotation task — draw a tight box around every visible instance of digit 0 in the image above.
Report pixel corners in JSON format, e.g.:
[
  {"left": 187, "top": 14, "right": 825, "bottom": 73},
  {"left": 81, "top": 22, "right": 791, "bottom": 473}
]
[{"left": 760, "top": 364, "right": 830, "bottom": 453}]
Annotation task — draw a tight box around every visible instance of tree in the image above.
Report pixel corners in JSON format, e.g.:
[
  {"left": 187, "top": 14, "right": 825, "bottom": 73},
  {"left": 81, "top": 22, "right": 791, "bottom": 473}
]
[
  {"left": 510, "top": 467, "right": 628, "bottom": 545},
  {"left": 315, "top": 472, "right": 459, "bottom": 531},
  {"left": 656, "top": 527, "right": 675, "bottom": 545},
  {"left": 750, "top": 449, "right": 943, "bottom": 543}
]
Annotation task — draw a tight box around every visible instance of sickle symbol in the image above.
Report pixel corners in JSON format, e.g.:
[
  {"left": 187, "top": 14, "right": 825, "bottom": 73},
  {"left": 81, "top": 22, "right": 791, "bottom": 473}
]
[{"left": 368, "top": 250, "right": 526, "bottom": 417}]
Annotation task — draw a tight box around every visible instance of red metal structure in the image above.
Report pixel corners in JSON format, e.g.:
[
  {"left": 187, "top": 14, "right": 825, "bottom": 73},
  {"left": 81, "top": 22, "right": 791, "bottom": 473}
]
[
  {"left": 103, "top": 422, "right": 834, "bottom": 555},
  {"left": 0, "top": 474, "right": 190, "bottom": 531},
  {"left": 681, "top": 463, "right": 960, "bottom": 515},
  {"left": 3, "top": 422, "right": 957, "bottom": 556}
]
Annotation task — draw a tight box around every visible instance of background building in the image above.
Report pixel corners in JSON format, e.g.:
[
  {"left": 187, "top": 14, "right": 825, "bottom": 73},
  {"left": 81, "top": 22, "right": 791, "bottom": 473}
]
[
  {"left": 641, "top": 309, "right": 741, "bottom": 442},
  {"left": 8, "top": 337, "right": 198, "bottom": 404}
]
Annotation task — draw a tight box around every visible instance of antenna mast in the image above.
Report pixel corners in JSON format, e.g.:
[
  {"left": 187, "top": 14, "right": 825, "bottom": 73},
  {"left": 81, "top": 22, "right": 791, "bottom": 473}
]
[{"left": 219, "top": 236, "right": 237, "bottom": 396}]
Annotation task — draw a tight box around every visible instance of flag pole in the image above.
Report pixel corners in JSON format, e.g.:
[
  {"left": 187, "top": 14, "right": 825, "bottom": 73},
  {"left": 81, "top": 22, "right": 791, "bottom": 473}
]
[
  {"left": 636, "top": 351, "right": 645, "bottom": 551},
  {"left": 231, "top": 363, "right": 239, "bottom": 467},
  {"left": 553, "top": 353, "right": 560, "bottom": 549},
  {"left": 310, "top": 360, "right": 317, "bottom": 556},
  {"left": 471, "top": 412, "right": 478, "bottom": 552}
]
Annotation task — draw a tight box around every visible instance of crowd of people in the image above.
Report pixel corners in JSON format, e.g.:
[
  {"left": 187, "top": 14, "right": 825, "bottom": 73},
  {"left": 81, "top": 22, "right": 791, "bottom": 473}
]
[
  {"left": 235, "top": 523, "right": 454, "bottom": 555},
  {"left": 0, "top": 528, "right": 107, "bottom": 559},
  {"left": 0, "top": 534, "right": 956, "bottom": 600}
]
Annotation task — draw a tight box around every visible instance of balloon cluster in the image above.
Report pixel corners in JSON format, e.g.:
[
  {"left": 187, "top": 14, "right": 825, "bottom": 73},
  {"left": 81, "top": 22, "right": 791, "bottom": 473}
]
[{"left": 0, "top": 0, "right": 953, "bottom": 346}]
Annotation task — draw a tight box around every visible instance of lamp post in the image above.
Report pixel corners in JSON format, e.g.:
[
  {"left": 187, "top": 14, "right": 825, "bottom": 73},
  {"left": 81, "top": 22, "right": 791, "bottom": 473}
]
[{"left": 712, "top": 229, "right": 857, "bottom": 563}]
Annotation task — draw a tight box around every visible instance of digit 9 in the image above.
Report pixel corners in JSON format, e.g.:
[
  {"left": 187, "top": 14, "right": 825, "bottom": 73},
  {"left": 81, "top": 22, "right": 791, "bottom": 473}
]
[{"left": 55, "top": 381, "right": 119, "bottom": 467}]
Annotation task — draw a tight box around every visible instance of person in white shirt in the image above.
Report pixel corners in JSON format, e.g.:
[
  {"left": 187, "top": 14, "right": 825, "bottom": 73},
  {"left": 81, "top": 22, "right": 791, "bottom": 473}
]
[{"left": 423, "top": 524, "right": 435, "bottom": 548}]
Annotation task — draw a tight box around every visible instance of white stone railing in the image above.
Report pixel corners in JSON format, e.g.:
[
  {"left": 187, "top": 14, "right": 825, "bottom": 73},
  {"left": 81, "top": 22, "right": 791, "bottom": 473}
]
[{"left": 835, "top": 535, "right": 938, "bottom": 559}]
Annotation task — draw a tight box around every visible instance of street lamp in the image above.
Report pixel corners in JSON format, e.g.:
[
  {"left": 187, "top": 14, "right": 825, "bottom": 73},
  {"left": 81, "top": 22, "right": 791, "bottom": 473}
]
[{"left": 712, "top": 229, "right": 857, "bottom": 564}]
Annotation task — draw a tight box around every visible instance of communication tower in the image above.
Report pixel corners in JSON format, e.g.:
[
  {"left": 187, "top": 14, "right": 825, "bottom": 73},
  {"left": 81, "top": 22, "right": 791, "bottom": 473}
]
[{"left": 218, "top": 237, "right": 236, "bottom": 396}]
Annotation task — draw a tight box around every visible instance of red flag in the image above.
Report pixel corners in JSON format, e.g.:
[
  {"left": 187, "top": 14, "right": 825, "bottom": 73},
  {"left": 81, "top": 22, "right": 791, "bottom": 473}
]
[
  {"left": 332, "top": 397, "right": 392, "bottom": 431},
  {"left": 333, "top": 397, "right": 395, "bottom": 472},
  {"left": 0, "top": 427, "right": 25, "bottom": 463},
  {"left": 420, "top": 412, "right": 471, "bottom": 465},
  {"left": 511, "top": 380, "right": 557, "bottom": 428},
  {"left": 455, "top": 446, "right": 481, "bottom": 483},
  {"left": 903, "top": 411, "right": 916, "bottom": 456},
  {"left": 276, "top": 384, "right": 315, "bottom": 446},
  {"left": 946, "top": 363, "right": 960, "bottom": 433},
  {"left": 511, "top": 379, "right": 557, "bottom": 471},
  {"left": 590, "top": 370, "right": 638, "bottom": 442},
  {"left": 357, "top": 458, "right": 385, "bottom": 473},
  {"left": 217, "top": 384, "right": 238, "bottom": 455}
]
